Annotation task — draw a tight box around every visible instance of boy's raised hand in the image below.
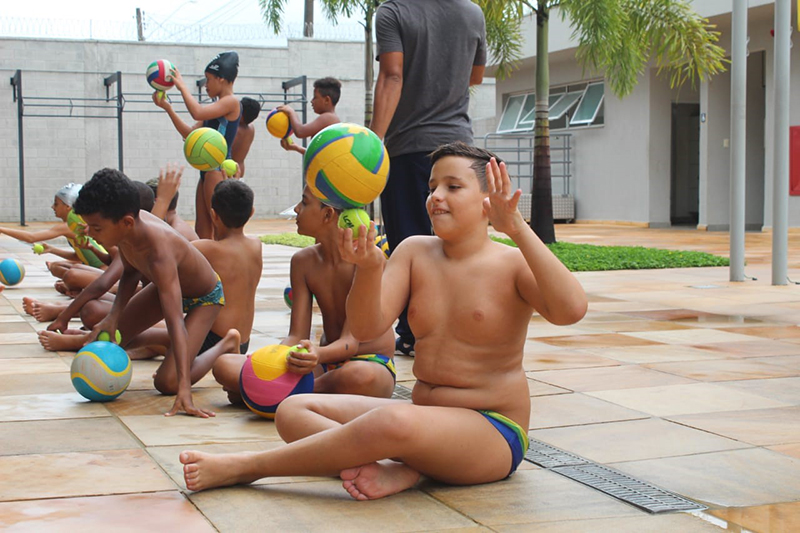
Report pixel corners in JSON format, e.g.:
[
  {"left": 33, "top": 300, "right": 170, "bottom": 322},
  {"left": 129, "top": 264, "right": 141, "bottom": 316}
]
[
  {"left": 337, "top": 222, "right": 384, "bottom": 269},
  {"left": 484, "top": 158, "right": 526, "bottom": 238},
  {"left": 158, "top": 163, "right": 184, "bottom": 202}
]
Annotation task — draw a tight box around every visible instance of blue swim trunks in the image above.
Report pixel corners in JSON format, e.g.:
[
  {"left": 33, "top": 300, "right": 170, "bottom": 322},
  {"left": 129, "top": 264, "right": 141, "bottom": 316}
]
[
  {"left": 478, "top": 410, "right": 530, "bottom": 477},
  {"left": 321, "top": 353, "right": 396, "bottom": 382},
  {"left": 182, "top": 275, "right": 225, "bottom": 313}
]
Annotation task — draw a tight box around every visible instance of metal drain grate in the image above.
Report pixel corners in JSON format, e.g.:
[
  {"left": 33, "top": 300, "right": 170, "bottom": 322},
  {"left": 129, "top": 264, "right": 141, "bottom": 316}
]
[
  {"left": 391, "top": 384, "right": 413, "bottom": 401},
  {"left": 525, "top": 439, "right": 705, "bottom": 514},
  {"left": 525, "top": 439, "right": 590, "bottom": 468}
]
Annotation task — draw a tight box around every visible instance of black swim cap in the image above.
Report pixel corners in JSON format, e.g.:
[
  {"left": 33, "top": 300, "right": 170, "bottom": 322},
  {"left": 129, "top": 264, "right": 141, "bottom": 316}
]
[{"left": 205, "top": 51, "right": 239, "bottom": 82}]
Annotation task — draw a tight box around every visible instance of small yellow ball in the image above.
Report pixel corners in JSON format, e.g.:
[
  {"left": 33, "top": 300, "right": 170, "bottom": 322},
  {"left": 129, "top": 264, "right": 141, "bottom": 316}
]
[
  {"left": 338, "top": 209, "right": 371, "bottom": 239},
  {"left": 222, "top": 159, "right": 238, "bottom": 177}
]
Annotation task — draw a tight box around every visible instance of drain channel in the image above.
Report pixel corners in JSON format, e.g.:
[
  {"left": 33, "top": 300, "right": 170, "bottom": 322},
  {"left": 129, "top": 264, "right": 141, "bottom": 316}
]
[
  {"left": 525, "top": 438, "right": 705, "bottom": 514},
  {"left": 392, "top": 383, "right": 413, "bottom": 401}
]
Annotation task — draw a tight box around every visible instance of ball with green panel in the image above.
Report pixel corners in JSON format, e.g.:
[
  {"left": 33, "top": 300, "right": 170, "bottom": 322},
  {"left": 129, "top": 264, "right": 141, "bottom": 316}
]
[{"left": 303, "top": 123, "right": 389, "bottom": 210}]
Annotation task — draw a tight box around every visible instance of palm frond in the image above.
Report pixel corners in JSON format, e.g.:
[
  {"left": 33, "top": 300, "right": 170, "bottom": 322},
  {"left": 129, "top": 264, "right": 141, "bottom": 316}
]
[
  {"left": 258, "top": 0, "right": 288, "bottom": 34},
  {"left": 473, "top": 0, "right": 525, "bottom": 80}
]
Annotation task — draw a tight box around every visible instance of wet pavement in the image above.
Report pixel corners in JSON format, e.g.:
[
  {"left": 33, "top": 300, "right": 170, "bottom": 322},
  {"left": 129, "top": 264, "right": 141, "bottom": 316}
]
[{"left": 0, "top": 220, "right": 798, "bottom": 532}]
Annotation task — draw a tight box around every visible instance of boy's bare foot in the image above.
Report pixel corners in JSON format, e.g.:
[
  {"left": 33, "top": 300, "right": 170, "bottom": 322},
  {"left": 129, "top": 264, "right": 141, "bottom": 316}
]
[
  {"left": 54, "top": 280, "right": 68, "bottom": 295},
  {"left": 180, "top": 450, "right": 258, "bottom": 491},
  {"left": 38, "top": 330, "right": 88, "bottom": 352},
  {"left": 219, "top": 328, "right": 241, "bottom": 354},
  {"left": 340, "top": 462, "right": 421, "bottom": 501},
  {"left": 128, "top": 346, "right": 161, "bottom": 360},
  {"left": 31, "top": 301, "right": 67, "bottom": 322},
  {"left": 22, "top": 296, "right": 36, "bottom": 315},
  {"left": 224, "top": 388, "right": 244, "bottom": 405}
]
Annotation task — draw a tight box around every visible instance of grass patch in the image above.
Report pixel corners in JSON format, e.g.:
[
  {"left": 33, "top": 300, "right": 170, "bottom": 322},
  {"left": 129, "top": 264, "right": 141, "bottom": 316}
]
[
  {"left": 260, "top": 233, "right": 315, "bottom": 248},
  {"left": 490, "top": 235, "right": 729, "bottom": 271},
  {"left": 260, "top": 232, "right": 730, "bottom": 271}
]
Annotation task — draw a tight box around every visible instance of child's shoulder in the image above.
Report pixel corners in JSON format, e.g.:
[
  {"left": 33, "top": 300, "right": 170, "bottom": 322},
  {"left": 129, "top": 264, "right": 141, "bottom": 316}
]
[{"left": 291, "top": 244, "right": 323, "bottom": 266}]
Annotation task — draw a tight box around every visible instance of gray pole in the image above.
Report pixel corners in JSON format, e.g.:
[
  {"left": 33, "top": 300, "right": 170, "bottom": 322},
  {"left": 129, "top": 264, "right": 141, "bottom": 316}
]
[
  {"left": 729, "top": 0, "right": 747, "bottom": 281},
  {"left": 772, "top": 0, "right": 791, "bottom": 285}
]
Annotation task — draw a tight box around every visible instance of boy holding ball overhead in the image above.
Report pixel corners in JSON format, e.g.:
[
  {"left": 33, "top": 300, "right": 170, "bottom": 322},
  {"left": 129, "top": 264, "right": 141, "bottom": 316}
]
[
  {"left": 211, "top": 185, "right": 396, "bottom": 402},
  {"left": 180, "top": 143, "right": 587, "bottom": 498},
  {"left": 153, "top": 51, "right": 240, "bottom": 240}
]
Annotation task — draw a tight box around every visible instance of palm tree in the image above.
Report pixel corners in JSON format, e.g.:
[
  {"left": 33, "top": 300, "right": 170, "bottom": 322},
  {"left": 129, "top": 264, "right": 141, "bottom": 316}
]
[
  {"left": 473, "top": 0, "right": 726, "bottom": 243},
  {"left": 259, "top": 0, "right": 382, "bottom": 126}
]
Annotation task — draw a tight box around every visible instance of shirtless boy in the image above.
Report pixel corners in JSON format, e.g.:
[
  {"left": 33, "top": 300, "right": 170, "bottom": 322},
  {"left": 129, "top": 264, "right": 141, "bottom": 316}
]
[
  {"left": 179, "top": 142, "right": 587, "bottom": 497},
  {"left": 130, "top": 178, "right": 262, "bottom": 360},
  {"left": 212, "top": 185, "right": 395, "bottom": 400},
  {"left": 75, "top": 168, "right": 226, "bottom": 418}
]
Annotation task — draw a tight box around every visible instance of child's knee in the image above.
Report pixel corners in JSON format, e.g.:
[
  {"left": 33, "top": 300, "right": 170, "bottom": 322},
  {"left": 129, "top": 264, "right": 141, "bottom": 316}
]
[
  {"left": 212, "top": 354, "right": 242, "bottom": 386},
  {"left": 62, "top": 268, "right": 81, "bottom": 289},
  {"left": 80, "top": 302, "right": 103, "bottom": 329},
  {"left": 366, "top": 404, "right": 417, "bottom": 442},
  {"left": 153, "top": 368, "right": 178, "bottom": 395}
]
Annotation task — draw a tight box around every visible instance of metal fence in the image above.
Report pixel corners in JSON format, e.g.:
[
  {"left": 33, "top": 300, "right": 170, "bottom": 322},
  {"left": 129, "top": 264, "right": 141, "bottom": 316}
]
[{"left": 481, "top": 132, "right": 575, "bottom": 221}]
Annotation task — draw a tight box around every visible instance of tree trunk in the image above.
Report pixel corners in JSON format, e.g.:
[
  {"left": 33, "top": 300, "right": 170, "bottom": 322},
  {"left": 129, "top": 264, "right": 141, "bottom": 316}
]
[
  {"left": 304, "top": 0, "right": 314, "bottom": 38},
  {"left": 531, "top": 5, "right": 556, "bottom": 243},
  {"left": 364, "top": 4, "right": 375, "bottom": 126}
]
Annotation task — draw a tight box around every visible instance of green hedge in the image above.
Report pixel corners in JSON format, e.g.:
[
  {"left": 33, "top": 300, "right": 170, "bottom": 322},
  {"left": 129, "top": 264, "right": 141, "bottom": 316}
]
[{"left": 260, "top": 233, "right": 730, "bottom": 272}]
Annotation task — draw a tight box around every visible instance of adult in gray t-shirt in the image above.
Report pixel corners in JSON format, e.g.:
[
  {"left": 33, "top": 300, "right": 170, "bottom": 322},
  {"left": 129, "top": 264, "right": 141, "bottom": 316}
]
[{"left": 370, "top": 0, "right": 486, "bottom": 355}]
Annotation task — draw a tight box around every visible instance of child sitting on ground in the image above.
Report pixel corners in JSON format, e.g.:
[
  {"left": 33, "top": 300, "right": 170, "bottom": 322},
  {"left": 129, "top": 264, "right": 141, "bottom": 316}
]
[
  {"left": 74, "top": 168, "right": 227, "bottom": 418},
  {"left": 211, "top": 185, "right": 395, "bottom": 402},
  {"left": 179, "top": 142, "right": 587, "bottom": 497},
  {"left": 279, "top": 77, "right": 341, "bottom": 155},
  {"left": 0, "top": 183, "right": 108, "bottom": 300}
]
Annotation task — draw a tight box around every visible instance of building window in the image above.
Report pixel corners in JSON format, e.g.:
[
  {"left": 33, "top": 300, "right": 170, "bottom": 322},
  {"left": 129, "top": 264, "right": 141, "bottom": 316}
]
[
  {"left": 497, "top": 80, "right": 605, "bottom": 133},
  {"left": 570, "top": 82, "right": 605, "bottom": 126}
]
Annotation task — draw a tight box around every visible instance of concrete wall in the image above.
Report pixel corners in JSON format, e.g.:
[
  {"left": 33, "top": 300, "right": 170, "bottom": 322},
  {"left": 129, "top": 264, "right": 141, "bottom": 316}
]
[{"left": 0, "top": 37, "right": 496, "bottom": 223}]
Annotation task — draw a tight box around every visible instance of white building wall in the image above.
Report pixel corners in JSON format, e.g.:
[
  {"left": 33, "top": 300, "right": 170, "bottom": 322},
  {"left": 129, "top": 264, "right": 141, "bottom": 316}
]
[{"left": 0, "top": 37, "right": 496, "bottom": 223}]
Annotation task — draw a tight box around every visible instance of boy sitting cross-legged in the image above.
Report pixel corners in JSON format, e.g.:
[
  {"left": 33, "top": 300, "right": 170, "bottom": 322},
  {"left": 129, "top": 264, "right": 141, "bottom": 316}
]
[
  {"left": 76, "top": 168, "right": 225, "bottom": 418},
  {"left": 179, "top": 142, "right": 588, "bottom": 497},
  {"left": 211, "top": 185, "right": 396, "bottom": 401}
]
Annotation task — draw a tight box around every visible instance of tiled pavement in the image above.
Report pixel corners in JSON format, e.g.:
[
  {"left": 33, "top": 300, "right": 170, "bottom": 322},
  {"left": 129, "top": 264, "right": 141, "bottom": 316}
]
[{"left": 1, "top": 221, "right": 799, "bottom": 532}]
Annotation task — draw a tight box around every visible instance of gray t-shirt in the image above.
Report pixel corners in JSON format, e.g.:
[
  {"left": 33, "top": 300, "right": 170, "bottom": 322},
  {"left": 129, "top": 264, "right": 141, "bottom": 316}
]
[{"left": 375, "top": 0, "right": 486, "bottom": 157}]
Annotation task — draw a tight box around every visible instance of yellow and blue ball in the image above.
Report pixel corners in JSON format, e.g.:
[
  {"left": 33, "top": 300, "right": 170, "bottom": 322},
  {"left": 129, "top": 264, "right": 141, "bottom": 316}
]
[
  {"left": 0, "top": 258, "right": 25, "bottom": 286},
  {"left": 70, "top": 341, "right": 132, "bottom": 402},
  {"left": 239, "top": 344, "right": 314, "bottom": 419},
  {"left": 146, "top": 59, "right": 176, "bottom": 92},
  {"left": 184, "top": 127, "right": 228, "bottom": 171},
  {"left": 375, "top": 234, "right": 390, "bottom": 259},
  {"left": 304, "top": 123, "right": 389, "bottom": 210},
  {"left": 266, "top": 109, "right": 292, "bottom": 139}
]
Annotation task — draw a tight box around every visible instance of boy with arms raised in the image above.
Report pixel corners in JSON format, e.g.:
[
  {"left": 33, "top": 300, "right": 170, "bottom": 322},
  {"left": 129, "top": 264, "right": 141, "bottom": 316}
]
[
  {"left": 279, "top": 77, "right": 341, "bottom": 156},
  {"left": 212, "top": 185, "right": 395, "bottom": 400},
  {"left": 76, "top": 168, "right": 225, "bottom": 418},
  {"left": 179, "top": 143, "right": 587, "bottom": 497}
]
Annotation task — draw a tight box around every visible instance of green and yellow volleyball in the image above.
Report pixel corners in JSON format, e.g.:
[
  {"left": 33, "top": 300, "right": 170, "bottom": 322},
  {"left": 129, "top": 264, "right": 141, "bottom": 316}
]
[
  {"left": 184, "top": 127, "right": 228, "bottom": 171},
  {"left": 70, "top": 341, "right": 132, "bottom": 402},
  {"left": 303, "top": 123, "right": 389, "bottom": 210}
]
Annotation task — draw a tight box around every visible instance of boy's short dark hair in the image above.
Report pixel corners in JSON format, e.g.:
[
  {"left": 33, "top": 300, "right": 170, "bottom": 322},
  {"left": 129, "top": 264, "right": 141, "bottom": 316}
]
[
  {"left": 429, "top": 142, "right": 502, "bottom": 192},
  {"left": 146, "top": 178, "right": 179, "bottom": 212},
  {"left": 74, "top": 168, "right": 140, "bottom": 222},
  {"left": 211, "top": 179, "right": 254, "bottom": 229},
  {"left": 133, "top": 181, "right": 155, "bottom": 213},
  {"left": 240, "top": 97, "right": 261, "bottom": 125},
  {"left": 314, "top": 77, "right": 342, "bottom": 106}
]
